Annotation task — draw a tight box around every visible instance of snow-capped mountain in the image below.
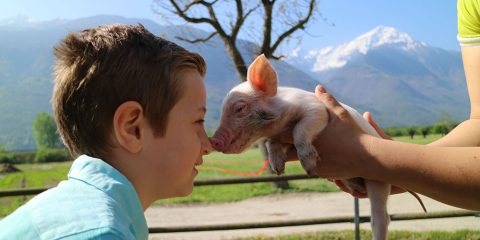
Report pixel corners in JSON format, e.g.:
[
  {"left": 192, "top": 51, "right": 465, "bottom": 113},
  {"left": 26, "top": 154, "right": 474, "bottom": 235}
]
[
  {"left": 286, "top": 26, "right": 468, "bottom": 127},
  {"left": 287, "top": 26, "right": 428, "bottom": 73}
]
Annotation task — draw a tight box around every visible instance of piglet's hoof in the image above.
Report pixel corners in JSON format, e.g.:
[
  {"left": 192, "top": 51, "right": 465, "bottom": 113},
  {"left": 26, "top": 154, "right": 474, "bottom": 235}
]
[
  {"left": 272, "top": 164, "right": 285, "bottom": 175},
  {"left": 305, "top": 168, "right": 318, "bottom": 176}
]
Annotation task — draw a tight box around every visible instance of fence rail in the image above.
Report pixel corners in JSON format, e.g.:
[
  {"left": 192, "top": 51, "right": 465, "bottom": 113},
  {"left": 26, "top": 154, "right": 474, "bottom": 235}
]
[
  {"left": 148, "top": 210, "right": 479, "bottom": 233},
  {"left": 0, "top": 174, "right": 318, "bottom": 197},
  {"left": 1, "top": 174, "right": 478, "bottom": 236}
]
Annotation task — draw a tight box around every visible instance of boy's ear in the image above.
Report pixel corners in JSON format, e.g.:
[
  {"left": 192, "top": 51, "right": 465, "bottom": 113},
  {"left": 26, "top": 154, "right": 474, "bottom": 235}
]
[
  {"left": 247, "top": 54, "right": 278, "bottom": 97},
  {"left": 113, "top": 101, "right": 145, "bottom": 154}
]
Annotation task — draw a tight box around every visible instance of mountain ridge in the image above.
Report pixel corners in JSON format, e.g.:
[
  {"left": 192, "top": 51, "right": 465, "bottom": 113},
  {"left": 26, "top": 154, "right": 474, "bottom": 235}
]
[
  {"left": 0, "top": 18, "right": 469, "bottom": 150},
  {"left": 285, "top": 26, "right": 468, "bottom": 127}
]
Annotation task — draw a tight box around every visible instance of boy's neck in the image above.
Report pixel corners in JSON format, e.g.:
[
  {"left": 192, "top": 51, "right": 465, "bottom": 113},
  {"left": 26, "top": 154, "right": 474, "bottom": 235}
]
[{"left": 105, "top": 153, "right": 155, "bottom": 211}]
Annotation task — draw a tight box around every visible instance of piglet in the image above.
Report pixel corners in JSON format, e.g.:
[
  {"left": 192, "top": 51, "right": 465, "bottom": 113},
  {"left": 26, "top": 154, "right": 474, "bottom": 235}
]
[{"left": 210, "top": 54, "right": 393, "bottom": 240}]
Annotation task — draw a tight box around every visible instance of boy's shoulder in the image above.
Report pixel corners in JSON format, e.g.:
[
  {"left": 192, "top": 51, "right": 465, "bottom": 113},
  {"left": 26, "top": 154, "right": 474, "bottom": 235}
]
[
  {"left": 0, "top": 155, "right": 148, "bottom": 239},
  {"left": 0, "top": 179, "right": 135, "bottom": 239}
]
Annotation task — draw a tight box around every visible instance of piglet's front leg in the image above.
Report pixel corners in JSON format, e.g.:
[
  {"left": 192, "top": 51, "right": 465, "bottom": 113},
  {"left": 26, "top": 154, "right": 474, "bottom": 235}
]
[
  {"left": 294, "top": 139, "right": 319, "bottom": 176},
  {"left": 292, "top": 111, "right": 328, "bottom": 176},
  {"left": 265, "top": 139, "right": 289, "bottom": 175}
]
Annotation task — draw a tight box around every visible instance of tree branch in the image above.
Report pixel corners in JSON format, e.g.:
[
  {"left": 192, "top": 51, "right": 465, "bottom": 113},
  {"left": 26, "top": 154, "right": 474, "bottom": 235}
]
[
  {"left": 168, "top": 0, "right": 213, "bottom": 25},
  {"left": 270, "top": 0, "right": 316, "bottom": 54},
  {"left": 168, "top": 0, "right": 229, "bottom": 39},
  {"left": 270, "top": 54, "right": 285, "bottom": 60},
  {"left": 230, "top": 0, "right": 244, "bottom": 40},
  {"left": 175, "top": 31, "right": 218, "bottom": 43},
  {"left": 231, "top": 1, "right": 260, "bottom": 40},
  {"left": 202, "top": 1, "right": 225, "bottom": 35}
]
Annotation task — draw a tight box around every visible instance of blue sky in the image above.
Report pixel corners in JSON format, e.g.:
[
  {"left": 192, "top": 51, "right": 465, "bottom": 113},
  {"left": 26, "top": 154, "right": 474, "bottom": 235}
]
[{"left": 0, "top": 0, "right": 459, "bottom": 51}]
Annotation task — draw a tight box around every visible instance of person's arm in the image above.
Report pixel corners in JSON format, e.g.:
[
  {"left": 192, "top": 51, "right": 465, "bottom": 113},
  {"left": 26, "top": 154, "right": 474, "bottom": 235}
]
[
  {"left": 364, "top": 136, "right": 480, "bottom": 210},
  {"left": 429, "top": 119, "right": 480, "bottom": 147},
  {"left": 313, "top": 85, "right": 480, "bottom": 211},
  {"left": 429, "top": 46, "right": 480, "bottom": 147}
]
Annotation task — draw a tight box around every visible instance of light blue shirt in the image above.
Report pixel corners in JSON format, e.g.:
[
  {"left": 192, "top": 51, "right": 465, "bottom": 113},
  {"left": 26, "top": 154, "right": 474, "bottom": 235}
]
[{"left": 0, "top": 155, "right": 148, "bottom": 240}]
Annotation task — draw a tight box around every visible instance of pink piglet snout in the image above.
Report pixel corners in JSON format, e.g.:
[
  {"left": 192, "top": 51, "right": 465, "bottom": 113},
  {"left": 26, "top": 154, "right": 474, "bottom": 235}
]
[{"left": 209, "top": 137, "right": 225, "bottom": 152}]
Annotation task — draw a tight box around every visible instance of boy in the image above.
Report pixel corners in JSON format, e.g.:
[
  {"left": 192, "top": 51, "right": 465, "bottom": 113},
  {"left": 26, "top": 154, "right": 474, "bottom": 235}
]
[{"left": 0, "top": 24, "right": 212, "bottom": 239}]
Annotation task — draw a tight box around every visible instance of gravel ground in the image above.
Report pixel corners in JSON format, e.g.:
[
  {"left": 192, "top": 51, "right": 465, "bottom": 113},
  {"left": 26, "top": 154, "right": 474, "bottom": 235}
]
[{"left": 146, "top": 192, "right": 480, "bottom": 240}]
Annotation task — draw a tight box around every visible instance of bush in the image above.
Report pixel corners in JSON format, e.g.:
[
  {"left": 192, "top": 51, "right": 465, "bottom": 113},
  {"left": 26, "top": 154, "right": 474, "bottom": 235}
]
[
  {"left": 34, "top": 148, "right": 71, "bottom": 163},
  {"left": 384, "top": 127, "right": 404, "bottom": 137},
  {"left": 420, "top": 126, "right": 431, "bottom": 138},
  {"left": 0, "top": 152, "right": 16, "bottom": 164},
  {"left": 0, "top": 145, "right": 35, "bottom": 164},
  {"left": 10, "top": 151, "right": 36, "bottom": 163},
  {"left": 406, "top": 126, "right": 417, "bottom": 139},
  {"left": 433, "top": 124, "right": 449, "bottom": 135}
]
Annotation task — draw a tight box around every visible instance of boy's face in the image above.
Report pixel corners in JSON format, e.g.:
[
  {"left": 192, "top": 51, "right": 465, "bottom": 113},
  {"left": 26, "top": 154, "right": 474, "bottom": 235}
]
[{"left": 143, "top": 69, "right": 211, "bottom": 199}]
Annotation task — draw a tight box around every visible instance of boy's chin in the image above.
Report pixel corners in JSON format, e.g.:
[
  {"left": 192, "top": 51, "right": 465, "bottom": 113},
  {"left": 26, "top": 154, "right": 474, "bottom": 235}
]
[{"left": 176, "top": 185, "right": 194, "bottom": 197}]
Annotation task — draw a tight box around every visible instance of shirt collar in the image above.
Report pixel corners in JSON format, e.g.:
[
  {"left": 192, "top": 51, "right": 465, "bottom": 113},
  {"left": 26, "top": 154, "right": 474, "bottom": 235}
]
[{"left": 68, "top": 155, "right": 148, "bottom": 239}]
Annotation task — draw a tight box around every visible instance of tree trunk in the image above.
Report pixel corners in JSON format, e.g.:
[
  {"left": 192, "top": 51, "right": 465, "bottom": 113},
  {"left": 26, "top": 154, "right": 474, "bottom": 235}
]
[
  {"left": 260, "top": 1, "right": 273, "bottom": 58},
  {"left": 224, "top": 40, "right": 248, "bottom": 82}
]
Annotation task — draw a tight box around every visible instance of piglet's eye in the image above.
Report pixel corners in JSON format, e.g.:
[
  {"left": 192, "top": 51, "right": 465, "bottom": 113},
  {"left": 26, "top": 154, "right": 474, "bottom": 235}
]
[
  {"left": 232, "top": 102, "right": 247, "bottom": 115},
  {"left": 234, "top": 105, "right": 244, "bottom": 113}
]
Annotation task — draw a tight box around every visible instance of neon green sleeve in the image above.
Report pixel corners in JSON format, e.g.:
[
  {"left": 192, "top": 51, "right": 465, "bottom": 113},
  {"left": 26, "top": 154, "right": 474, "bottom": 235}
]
[{"left": 458, "top": 0, "right": 480, "bottom": 46}]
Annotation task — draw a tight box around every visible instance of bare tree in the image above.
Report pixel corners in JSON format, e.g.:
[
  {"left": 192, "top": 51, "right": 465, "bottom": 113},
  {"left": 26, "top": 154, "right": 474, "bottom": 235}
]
[
  {"left": 154, "top": 0, "right": 320, "bottom": 189},
  {"left": 154, "top": 0, "right": 318, "bottom": 81}
]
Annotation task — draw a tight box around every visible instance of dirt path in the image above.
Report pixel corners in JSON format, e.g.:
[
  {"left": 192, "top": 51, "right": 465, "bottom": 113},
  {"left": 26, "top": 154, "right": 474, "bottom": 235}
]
[{"left": 146, "top": 192, "right": 479, "bottom": 240}]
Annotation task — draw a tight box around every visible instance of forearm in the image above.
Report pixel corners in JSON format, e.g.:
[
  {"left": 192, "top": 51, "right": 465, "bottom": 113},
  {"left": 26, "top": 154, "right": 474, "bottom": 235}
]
[
  {"left": 429, "top": 119, "right": 480, "bottom": 147},
  {"left": 363, "top": 135, "right": 480, "bottom": 210}
]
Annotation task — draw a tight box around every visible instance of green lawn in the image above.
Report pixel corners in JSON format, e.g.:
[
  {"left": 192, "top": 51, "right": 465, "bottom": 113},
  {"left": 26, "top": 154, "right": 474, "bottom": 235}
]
[
  {"left": 0, "top": 133, "right": 443, "bottom": 216},
  {"left": 236, "top": 229, "right": 480, "bottom": 240},
  {"left": 393, "top": 133, "right": 443, "bottom": 145},
  {"left": 0, "top": 162, "right": 71, "bottom": 216},
  {"left": 157, "top": 148, "right": 337, "bottom": 205}
]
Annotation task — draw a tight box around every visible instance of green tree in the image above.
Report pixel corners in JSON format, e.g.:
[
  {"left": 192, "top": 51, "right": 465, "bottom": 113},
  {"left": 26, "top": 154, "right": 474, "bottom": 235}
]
[
  {"left": 0, "top": 145, "right": 13, "bottom": 164},
  {"left": 433, "top": 123, "right": 449, "bottom": 136},
  {"left": 437, "top": 112, "right": 458, "bottom": 132},
  {"left": 32, "top": 112, "right": 63, "bottom": 149},
  {"left": 384, "top": 127, "right": 403, "bottom": 137},
  {"left": 407, "top": 126, "right": 417, "bottom": 139},
  {"left": 420, "top": 126, "right": 431, "bottom": 138}
]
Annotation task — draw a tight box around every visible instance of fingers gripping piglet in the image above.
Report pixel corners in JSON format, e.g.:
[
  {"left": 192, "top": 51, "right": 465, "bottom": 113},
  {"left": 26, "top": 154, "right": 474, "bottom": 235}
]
[{"left": 210, "top": 54, "right": 392, "bottom": 240}]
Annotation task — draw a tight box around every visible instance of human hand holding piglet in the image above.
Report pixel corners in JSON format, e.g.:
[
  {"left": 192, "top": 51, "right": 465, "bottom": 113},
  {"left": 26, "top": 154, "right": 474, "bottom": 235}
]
[{"left": 287, "top": 86, "right": 406, "bottom": 197}]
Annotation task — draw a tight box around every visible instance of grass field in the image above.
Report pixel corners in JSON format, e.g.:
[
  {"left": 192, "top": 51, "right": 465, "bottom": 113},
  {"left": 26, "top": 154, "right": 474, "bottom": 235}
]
[
  {"left": 0, "top": 133, "right": 443, "bottom": 216},
  {"left": 392, "top": 133, "right": 443, "bottom": 145},
  {"left": 236, "top": 229, "right": 480, "bottom": 240},
  {"left": 157, "top": 148, "right": 338, "bottom": 205}
]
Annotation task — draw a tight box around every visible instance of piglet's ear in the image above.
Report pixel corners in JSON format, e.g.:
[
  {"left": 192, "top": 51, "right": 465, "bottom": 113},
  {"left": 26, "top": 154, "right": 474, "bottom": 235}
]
[{"left": 247, "top": 54, "right": 278, "bottom": 97}]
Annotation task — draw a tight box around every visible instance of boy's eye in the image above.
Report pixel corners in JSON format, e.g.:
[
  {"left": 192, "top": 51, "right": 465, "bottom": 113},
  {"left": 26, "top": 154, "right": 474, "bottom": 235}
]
[{"left": 196, "top": 119, "right": 205, "bottom": 124}]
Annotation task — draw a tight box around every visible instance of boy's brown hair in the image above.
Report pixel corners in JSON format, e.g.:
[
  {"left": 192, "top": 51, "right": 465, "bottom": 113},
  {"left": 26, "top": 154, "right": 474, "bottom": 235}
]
[{"left": 52, "top": 24, "right": 206, "bottom": 158}]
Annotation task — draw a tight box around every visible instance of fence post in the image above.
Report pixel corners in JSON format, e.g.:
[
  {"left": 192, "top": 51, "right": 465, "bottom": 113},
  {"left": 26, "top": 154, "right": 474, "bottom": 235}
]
[
  {"left": 20, "top": 177, "right": 27, "bottom": 203},
  {"left": 354, "top": 197, "right": 360, "bottom": 240}
]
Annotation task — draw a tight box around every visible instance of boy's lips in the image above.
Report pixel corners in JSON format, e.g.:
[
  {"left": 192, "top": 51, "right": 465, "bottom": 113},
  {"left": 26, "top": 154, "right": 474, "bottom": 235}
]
[{"left": 193, "top": 158, "right": 203, "bottom": 175}]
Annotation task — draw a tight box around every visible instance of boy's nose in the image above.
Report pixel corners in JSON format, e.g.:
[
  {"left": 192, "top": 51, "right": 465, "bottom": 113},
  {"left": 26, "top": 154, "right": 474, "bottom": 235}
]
[{"left": 202, "top": 136, "right": 213, "bottom": 155}]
